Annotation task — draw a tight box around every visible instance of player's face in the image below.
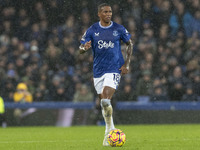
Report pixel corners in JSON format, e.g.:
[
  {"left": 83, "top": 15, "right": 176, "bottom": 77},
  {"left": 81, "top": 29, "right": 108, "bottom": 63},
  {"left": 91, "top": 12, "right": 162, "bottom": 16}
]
[{"left": 98, "top": 6, "right": 112, "bottom": 24}]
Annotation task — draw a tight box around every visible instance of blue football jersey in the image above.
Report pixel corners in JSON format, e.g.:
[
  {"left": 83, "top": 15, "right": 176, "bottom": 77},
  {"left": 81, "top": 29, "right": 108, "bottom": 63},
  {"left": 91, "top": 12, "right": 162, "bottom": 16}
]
[{"left": 80, "top": 21, "right": 131, "bottom": 78}]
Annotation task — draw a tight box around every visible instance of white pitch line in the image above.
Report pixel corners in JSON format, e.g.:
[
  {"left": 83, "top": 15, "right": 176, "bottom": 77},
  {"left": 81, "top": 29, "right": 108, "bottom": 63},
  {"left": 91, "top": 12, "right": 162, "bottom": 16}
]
[
  {"left": 132, "top": 138, "right": 200, "bottom": 142},
  {"left": 1, "top": 138, "right": 200, "bottom": 144},
  {"left": 0, "top": 140, "right": 60, "bottom": 144},
  {"left": 0, "top": 139, "right": 94, "bottom": 144}
]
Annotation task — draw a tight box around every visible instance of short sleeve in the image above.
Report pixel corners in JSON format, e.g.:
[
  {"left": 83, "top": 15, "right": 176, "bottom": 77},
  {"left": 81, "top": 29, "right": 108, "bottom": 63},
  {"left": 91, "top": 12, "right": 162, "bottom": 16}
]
[
  {"left": 120, "top": 26, "right": 131, "bottom": 43},
  {"left": 80, "top": 28, "right": 92, "bottom": 44}
]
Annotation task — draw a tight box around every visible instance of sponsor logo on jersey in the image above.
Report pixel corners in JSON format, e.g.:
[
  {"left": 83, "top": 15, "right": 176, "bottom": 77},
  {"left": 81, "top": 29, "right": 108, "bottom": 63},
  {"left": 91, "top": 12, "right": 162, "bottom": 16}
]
[
  {"left": 113, "top": 30, "right": 118, "bottom": 36},
  {"left": 95, "top": 32, "right": 99, "bottom": 36},
  {"left": 98, "top": 40, "right": 114, "bottom": 49}
]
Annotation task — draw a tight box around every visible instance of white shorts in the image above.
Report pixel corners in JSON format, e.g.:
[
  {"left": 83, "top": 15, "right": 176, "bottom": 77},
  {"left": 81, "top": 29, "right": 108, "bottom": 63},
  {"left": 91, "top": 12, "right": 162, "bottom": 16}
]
[{"left": 93, "top": 73, "right": 121, "bottom": 94}]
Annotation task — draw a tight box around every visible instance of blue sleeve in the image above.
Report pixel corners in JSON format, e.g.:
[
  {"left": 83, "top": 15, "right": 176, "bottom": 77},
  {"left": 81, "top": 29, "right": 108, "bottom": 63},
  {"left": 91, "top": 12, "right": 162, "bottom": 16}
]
[
  {"left": 80, "top": 28, "right": 92, "bottom": 44},
  {"left": 120, "top": 26, "right": 131, "bottom": 43}
]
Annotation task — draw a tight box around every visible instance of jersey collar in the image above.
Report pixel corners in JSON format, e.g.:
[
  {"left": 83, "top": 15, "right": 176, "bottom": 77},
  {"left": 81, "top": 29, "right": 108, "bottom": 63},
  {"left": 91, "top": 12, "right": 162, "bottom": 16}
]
[{"left": 99, "top": 21, "right": 113, "bottom": 29}]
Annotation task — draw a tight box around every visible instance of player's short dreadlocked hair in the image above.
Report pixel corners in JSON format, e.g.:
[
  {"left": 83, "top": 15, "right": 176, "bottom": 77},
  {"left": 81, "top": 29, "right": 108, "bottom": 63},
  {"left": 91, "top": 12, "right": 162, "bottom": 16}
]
[{"left": 98, "top": 3, "right": 111, "bottom": 12}]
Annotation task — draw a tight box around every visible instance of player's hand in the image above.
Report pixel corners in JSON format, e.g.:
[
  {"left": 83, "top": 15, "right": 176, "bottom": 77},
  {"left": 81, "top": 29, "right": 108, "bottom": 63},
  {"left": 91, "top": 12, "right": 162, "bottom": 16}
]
[
  {"left": 119, "top": 65, "right": 129, "bottom": 75},
  {"left": 79, "top": 41, "right": 91, "bottom": 54},
  {"left": 84, "top": 41, "right": 91, "bottom": 50}
]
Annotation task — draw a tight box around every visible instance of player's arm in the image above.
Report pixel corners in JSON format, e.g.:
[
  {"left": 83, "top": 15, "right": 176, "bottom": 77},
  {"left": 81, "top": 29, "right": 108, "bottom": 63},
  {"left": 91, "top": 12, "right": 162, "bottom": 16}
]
[
  {"left": 79, "top": 41, "right": 91, "bottom": 54},
  {"left": 120, "top": 39, "right": 133, "bottom": 75}
]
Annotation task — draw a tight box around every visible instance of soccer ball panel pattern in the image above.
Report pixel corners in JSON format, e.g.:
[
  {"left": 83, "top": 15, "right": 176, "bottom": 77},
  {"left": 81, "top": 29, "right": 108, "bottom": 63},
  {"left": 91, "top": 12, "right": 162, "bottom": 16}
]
[{"left": 107, "top": 129, "right": 126, "bottom": 147}]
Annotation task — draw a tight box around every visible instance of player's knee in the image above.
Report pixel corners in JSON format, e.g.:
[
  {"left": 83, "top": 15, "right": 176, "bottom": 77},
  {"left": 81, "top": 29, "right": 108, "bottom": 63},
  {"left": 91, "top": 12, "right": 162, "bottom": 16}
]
[{"left": 101, "top": 99, "right": 111, "bottom": 108}]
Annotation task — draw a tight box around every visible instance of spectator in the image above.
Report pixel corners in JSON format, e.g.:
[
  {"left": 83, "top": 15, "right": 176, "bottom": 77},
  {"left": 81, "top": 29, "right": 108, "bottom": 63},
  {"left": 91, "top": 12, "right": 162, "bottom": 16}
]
[
  {"left": 0, "top": 68, "right": 7, "bottom": 96},
  {"left": 116, "top": 84, "right": 136, "bottom": 101},
  {"left": 157, "top": 63, "right": 170, "bottom": 80},
  {"left": 34, "top": 82, "right": 48, "bottom": 101},
  {"left": 29, "top": 23, "right": 46, "bottom": 45},
  {"left": 168, "top": 66, "right": 189, "bottom": 87},
  {"left": 169, "top": 2, "right": 193, "bottom": 37},
  {"left": 169, "top": 81, "right": 185, "bottom": 101},
  {"left": 61, "top": 15, "right": 77, "bottom": 37},
  {"left": 157, "top": 24, "right": 170, "bottom": 46},
  {"left": 44, "top": 42, "right": 62, "bottom": 71},
  {"left": 52, "top": 84, "right": 69, "bottom": 101},
  {"left": 0, "top": 0, "right": 200, "bottom": 104},
  {"left": 160, "top": 0, "right": 172, "bottom": 24},
  {"left": 61, "top": 45, "right": 76, "bottom": 69},
  {"left": 136, "top": 70, "right": 153, "bottom": 97},
  {"left": 13, "top": 82, "right": 33, "bottom": 103},
  {"left": 193, "top": 72, "right": 200, "bottom": 96},
  {"left": 167, "top": 56, "right": 179, "bottom": 74},
  {"left": 181, "top": 85, "right": 198, "bottom": 101},
  {"left": 13, "top": 82, "right": 36, "bottom": 119},
  {"left": 187, "top": 9, "right": 200, "bottom": 37},
  {"left": 29, "top": 45, "right": 42, "bottom": 67},
  {"left": 185, "top": 59, "right": 199, "bottom": 79},
  {"left": 15, "top": 57, "right": 26, "bottom": 77},
  {"left": 142, "top": 0, "right": 153, "bottom": 24},
  {"left": 31, "top": 1, "right": 46, "bottom": 23},
  {"left": 46, "top": 0, "right": 63, "bottom": 27},
  {"left": 73, "top": 84, "right": 94, "bottom": 102},
  {"left": 150, "top": 85, "right": 169, "bottom": 101},
  {"left": 184, "top": 41, "right": 199, "bottom": 63},
  {"left": 48, "top": 75, "right": 62, "bottom": 101},
  {"left": 15, "top": 10, "right": 30, "bottom": 41},
  {"left": 151, "top": 0, "right": 171, "bottom": 36},
  {"left": 2, "top": 79, "right": 16, "bottom": 101}
]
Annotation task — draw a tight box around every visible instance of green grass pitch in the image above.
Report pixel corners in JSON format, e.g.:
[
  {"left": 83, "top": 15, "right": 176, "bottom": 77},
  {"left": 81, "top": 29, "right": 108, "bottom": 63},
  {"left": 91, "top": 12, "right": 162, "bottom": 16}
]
[{"left": 1, "top": 124, "right": 200, "bottom": 150}]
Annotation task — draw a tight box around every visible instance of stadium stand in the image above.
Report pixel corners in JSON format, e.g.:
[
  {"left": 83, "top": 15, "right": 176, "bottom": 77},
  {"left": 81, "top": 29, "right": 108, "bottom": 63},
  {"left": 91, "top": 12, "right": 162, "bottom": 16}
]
[{"left": 0, "top": 0, "right": 200, "bottom": 105}]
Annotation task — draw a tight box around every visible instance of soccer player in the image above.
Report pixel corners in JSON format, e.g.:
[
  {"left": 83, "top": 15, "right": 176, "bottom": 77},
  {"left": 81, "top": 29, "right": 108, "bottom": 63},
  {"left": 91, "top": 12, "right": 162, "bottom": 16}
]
[{"left": 79, "top": 3, "right": 133, "bottom": 146}]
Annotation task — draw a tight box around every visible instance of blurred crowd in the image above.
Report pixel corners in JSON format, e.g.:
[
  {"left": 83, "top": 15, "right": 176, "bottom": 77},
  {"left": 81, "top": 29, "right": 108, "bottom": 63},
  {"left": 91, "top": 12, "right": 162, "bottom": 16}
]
[{"left": 0, "top": 0, "right": 200, "bottom": 103}]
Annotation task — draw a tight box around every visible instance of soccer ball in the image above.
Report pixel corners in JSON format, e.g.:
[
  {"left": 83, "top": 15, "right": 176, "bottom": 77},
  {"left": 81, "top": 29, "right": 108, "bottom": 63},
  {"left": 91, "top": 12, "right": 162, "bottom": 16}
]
[{"left": 107, "top": 129, "right": 126, "bottom": 147}]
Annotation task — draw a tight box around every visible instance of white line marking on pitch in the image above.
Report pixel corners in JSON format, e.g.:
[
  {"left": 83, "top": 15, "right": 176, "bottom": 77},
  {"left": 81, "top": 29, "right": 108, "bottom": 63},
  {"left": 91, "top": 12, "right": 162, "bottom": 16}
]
[{"left": 0, "top": 140, "right": 94, "bottom": 144}]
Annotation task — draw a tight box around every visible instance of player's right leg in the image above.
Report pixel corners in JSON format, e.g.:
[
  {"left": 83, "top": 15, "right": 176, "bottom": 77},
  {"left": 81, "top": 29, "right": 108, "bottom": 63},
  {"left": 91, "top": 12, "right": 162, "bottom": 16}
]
[
  {"left": 94, "top": 73, "right": 120, "bottom": 146},
  {"left": 100, "top": 87, "right": 115, "bottom": 146},
  {"left": 101, "top": 87, "right": 115, "bottom": 132}
]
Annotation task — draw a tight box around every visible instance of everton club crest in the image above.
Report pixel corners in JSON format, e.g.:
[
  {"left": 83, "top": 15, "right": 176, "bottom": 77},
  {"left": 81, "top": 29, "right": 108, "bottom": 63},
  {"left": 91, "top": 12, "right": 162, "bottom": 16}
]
[{"left": 113, "top": 30, "right": 118, "bottom": 36}]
